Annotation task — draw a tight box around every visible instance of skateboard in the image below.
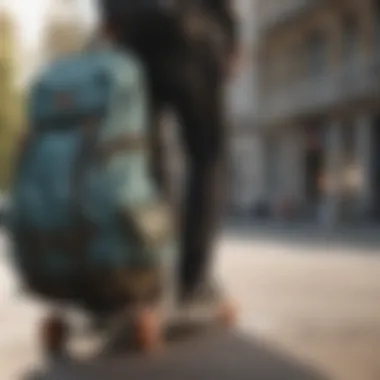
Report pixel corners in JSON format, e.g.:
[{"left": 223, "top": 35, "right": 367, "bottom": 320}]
[
  {"left": 39, "top": 295, "right": 236, "bottom": 360},
  {"left": 39, "top": 252, "right": 236, "bottom": 359}
]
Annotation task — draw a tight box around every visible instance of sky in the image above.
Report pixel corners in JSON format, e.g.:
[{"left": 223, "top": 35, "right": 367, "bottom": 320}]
[
  {"left": 4, "top": 0, "right": 257, "bottom": 104},
  {"left": 3, "top": 0, "right": 97, "bottom": 84},
  {"left": 5, "top": 0, "right": 97, "bottom": 49}
]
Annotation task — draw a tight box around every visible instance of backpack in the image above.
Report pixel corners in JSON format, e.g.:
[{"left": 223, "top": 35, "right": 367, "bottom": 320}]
[{"left": 9, "top": 46, "right": 173, "bottom": 304}]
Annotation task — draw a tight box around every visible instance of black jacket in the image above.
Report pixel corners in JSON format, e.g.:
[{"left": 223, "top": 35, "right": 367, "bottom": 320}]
[
  {"left": 200, "top": 0, "right": 237, "bottom": 55},
  {"left": 99, "top": 0, "right": 237, "bottom": 55}
]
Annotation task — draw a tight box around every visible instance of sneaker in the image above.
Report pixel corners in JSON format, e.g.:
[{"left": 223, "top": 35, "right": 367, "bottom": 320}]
[{"left": 180, "top": 281, "right": 223, "bottom": 308}]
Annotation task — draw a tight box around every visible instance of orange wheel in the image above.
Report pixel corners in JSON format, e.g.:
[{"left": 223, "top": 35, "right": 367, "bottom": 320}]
[
  {"left": 40, "top": 314, "right": 69, "bottom": 359},
  {"left": 219, "top": 301, "right": 237, "bottom": 328},
  {"left": 134, "top": 308, "right": 162, "bottom": 353}
]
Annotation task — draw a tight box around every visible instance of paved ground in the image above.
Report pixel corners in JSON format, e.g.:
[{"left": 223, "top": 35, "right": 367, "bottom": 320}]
[
  {"left": 228, "top": 218, "right": 380, "bottom": 251},
  {"left": 218, "top": 231, "right": 380, "bottom": 380},
  {"left": 0, "top": 228, "right": 380, "bottom": 380}
]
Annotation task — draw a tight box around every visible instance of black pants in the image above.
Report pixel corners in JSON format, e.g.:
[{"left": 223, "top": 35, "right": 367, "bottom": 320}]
[{"left": 119, "top": 11, "right": 229, "bottom": 295}]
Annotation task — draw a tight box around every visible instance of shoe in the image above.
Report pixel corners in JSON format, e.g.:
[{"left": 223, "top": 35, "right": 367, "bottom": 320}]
[{"left": 180, "top": 280, "right": 223, "bottom": 307}]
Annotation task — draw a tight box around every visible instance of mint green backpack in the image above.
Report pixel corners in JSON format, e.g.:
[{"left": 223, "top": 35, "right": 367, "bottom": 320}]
[{"left": 9, "top": 46, "right": 174, "bottom": 307}]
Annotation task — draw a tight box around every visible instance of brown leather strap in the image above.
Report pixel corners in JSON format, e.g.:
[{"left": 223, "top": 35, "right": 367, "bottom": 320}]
[
  {"left": 23, "top": 226, "right": 97, "bottom": 261},
  {"left": 97, "top": 134, "right": 148, "bottom": 160}
]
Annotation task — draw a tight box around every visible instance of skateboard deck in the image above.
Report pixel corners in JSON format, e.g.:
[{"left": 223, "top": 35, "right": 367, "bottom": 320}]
[
  {"left": 38, "top": 255, "right": 234, "bottom": 357},
  {"left": 163, "top": 299, "right": 235, "bottom": 333},
  {"left": 99, "top": 297, "right": 236, "bottom": 353},
  {"left": 30, "top": 332, "right": 327, "bottom": 380}
]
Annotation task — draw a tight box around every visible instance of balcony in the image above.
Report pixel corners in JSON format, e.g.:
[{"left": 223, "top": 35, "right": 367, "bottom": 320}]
[
  {"left": 258, "top": 0, "right": 323, "bottom": 34},
  {"left": 258, "top": 52, "right": 380, "bottom": 125}
]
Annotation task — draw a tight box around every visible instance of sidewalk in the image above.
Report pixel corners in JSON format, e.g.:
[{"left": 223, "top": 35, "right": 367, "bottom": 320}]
[{"left": 225, "top": 218, "right": 380, "bottom": 252}]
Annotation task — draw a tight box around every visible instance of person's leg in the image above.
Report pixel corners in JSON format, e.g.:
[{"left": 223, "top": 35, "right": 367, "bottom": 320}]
[
  {"left": 148, "top": 103, "right": 169, "bottom": 197},
  {"left": 119, "top": 12, "right": 229, "bottom": 300},
  {"left": 177, "top": 92, "right": 227, "bottom": 299},
  {"left": 162, "top": 55, "right": 227, "bottom": 299}
]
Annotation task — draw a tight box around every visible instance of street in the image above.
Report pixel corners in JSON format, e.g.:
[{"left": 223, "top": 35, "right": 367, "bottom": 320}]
[{"left": 0, "top": 229, "right": 380, "bottom": 380}]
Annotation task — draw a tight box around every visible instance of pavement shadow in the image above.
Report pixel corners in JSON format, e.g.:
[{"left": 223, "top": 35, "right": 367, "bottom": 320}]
[
  {"left": 23, "top": 330, "right": 331, "bottom": 380},
  {"left": 227, "top": 220, "right": 380, "bottom": 252}
]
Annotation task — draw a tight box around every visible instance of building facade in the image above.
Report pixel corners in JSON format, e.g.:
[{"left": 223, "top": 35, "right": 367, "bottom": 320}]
[
  {"left": 256, "top": 0, "right": 380, "bottom": 225},
  {"left": 228, "top": 0, "right": 262, "bottom": 214},
  {"left": 163, "top": 0, "right": 262, "bottom": 215}
]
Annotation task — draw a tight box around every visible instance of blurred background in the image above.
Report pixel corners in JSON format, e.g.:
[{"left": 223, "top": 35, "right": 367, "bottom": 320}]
[{"left": 0, "top": 1, "right": 380, "bottom": 380}]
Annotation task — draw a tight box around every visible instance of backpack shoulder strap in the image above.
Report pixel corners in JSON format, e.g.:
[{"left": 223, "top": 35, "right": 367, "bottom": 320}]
[{"left": 97, "top": 49, "right": 149, "bottom": 148}]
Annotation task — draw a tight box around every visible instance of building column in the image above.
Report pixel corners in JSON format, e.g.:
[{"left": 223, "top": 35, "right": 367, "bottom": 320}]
[
  {"left": 261, "top": 136, "right": 275, "bottom": 205},
  {"left": 230, "top": 134, "right": 262, "bottom": 213},
  {"left": 319, "top": 120, "right": 344, "bottom": 227},
  {"left": 355, "top": 114, "right": 373, "bottom": 219},
  {"left": 277, "top": 134, "right": 289, "bottom": 200},
  {"left": 295, "top": 132, "right": 307, "bottom": 207},
  {"left": 265, "top": 136, "right": 282, "bottom": 208},
  {"left": 251, "top": 133, "right": 267, "bottom": 204},
  {"left": 276, "top": 130, "right": 304, "bottom": 205},
  {"left": 271, "top": 130, "right": 302, "bottom": 218}
]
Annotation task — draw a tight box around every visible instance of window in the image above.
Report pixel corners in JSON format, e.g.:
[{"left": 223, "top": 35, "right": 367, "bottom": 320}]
[
  {"left": 375, "top": 0, "right": 380, "bottom": 45},
  {"left": 341, "top": 14, "right": 359, "bottom": 61},
  {"left": 306, "top": 31, "right": 327, "bottom": 77},
  {"left": 288, "top": 44, "right": 304, "bottom": 83}
]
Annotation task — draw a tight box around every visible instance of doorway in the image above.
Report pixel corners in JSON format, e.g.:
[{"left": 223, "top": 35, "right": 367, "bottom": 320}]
[
  {"left": 370, "top": 116, "right": 380, "bottom": 220},
  {"left": 304, "top": 126, "right": 324, "bottom": 218}
]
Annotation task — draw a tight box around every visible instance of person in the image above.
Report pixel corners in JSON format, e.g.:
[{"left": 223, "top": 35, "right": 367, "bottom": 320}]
[{"left": 98, "top": 0, "right": 238, "bottom": 303}]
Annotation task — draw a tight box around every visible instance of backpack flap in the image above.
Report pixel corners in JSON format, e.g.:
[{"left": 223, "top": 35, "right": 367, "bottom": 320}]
[{"left": 29, "top": 56, "right": 111, "bottom": 128}]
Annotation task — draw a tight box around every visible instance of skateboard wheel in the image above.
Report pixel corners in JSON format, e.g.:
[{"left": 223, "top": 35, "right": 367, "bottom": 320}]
[
  {"left": 219, "top": 302, "right": 237, "bottom": 328},
  {"left": 40, "top": 314, "right": 69, "bottom": 360},
  {"left": 135, "top": 308, "right": 161, "bottom": 352}
]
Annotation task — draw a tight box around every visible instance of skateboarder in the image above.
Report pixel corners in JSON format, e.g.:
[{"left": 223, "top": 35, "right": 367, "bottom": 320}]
[{"left": 97, "top": 0, "right": 238, "bottom": 304}]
